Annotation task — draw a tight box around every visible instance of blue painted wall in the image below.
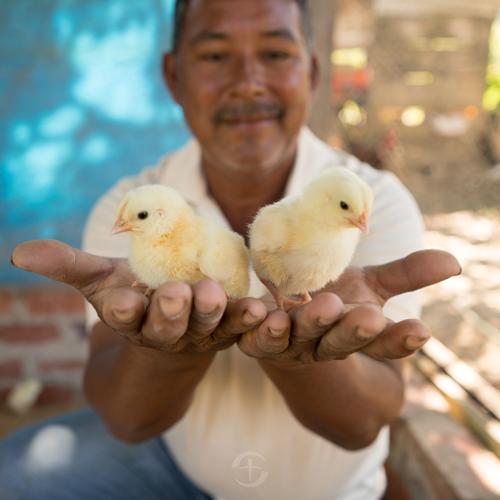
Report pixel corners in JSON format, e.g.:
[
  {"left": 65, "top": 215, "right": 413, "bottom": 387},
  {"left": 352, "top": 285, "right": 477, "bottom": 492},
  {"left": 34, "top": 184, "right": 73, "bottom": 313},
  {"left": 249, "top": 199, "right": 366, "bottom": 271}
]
[{"left": 1, "top": 0, "right": 191, "bottom": 283}]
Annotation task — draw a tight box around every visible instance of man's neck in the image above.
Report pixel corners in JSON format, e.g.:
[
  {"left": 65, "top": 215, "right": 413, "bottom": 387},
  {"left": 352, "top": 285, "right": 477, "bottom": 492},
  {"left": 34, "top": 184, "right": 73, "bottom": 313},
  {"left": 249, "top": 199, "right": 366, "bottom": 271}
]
[{"left": 201, "top": 156, "right": 296, "bottom": 238}]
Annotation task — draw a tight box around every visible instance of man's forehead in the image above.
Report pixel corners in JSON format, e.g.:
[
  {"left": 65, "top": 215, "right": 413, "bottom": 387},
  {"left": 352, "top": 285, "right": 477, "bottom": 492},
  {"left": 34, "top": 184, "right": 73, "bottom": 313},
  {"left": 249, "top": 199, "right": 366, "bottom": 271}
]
[
  {"left": 183, "top": 0, "right": 303, "bottom": 38},
  {"left": 190, "top": 28, "right": 299, "bottom": 47}
]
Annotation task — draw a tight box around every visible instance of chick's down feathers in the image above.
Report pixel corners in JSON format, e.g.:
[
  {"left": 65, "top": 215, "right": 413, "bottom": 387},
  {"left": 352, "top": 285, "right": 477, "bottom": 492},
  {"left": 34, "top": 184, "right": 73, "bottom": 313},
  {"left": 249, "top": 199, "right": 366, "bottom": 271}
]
[
  {"left": 113, "top": 184, "right": 250, "bottom": 299},
  {"left": 249, "top": 167, "right": 373, "bottom": 309}
]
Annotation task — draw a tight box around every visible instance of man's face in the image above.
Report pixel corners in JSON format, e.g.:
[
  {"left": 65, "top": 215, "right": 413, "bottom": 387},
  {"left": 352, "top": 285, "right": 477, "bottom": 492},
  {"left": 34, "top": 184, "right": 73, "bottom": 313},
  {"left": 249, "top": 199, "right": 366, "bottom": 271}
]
[{"left": 164, "top": 0, "right": 318, "bottom": 175}]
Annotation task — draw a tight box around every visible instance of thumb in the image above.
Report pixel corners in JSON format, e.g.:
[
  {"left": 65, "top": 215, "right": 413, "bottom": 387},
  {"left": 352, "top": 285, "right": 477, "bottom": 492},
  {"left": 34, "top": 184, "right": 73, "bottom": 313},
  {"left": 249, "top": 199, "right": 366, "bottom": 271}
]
[
  {"left": 12, "top": 240, "right": 114, "bottom": 290},
  {"left": 367, "top": 249, "right": 462, "bottom": 301}
]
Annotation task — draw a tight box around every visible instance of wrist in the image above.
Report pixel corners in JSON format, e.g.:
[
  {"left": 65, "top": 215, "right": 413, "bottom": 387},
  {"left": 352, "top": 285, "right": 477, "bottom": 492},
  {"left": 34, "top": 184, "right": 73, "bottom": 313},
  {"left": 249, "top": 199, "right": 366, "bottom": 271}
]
[
  {"left": 258, "top": 355, "right": 341, "bottom": 373},
  {"left": 123, "top": 340, "right": 215, "bottom": 374},
  {"left": 258, "top": 353, "right": 368, "bottom": 381}
]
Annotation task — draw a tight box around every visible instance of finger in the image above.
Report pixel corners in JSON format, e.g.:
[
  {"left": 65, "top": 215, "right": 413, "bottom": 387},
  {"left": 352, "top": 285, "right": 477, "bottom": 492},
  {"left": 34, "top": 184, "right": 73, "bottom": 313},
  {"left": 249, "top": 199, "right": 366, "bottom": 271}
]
[
  {"left": 290, "top": 293, "right": 344, "bottom": 342},
  {"left": 238, "top": 310, "right": 290, "bottom": 357},
  {"left": 366, "top": 249, "right": 461, "bottom": 301},
  {"left": 361, "top": 319, "right": 430, "bottom": 360},
  {"left": 12, "top": 240, "right": 114, "bottom": 291},
  {"left": 315, "top": 304, "right": 386, "bottom": 361},
  {"left": 187, "top": 280, "right": 227, "bottom": 341},
  {"left": 141, "top": 282, "right": 192, "bottom": 345},
  {"left": 214, "top": 298, "right": 267, "bottom": 342},
  {"left": 100, "top": 288, "right": 149, "bottom": 335}
]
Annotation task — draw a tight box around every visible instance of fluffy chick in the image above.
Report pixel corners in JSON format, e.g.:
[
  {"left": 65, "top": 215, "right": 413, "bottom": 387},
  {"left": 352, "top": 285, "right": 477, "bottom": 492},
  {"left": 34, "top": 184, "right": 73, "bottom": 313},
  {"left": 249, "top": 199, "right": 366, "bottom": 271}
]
[
  {"left": 112, "top": 184, "right": 250, "bottom": 299},
  {"left": 249, "top": 167, "right": 373, "bottom": 310}
]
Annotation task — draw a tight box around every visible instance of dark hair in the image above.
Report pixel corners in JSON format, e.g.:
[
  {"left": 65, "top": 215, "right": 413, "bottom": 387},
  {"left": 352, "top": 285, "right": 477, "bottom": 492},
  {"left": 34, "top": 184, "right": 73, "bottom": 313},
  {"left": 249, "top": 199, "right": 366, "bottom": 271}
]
[{"left": 171, "top": 0, "right": 313, "bottom": 53}]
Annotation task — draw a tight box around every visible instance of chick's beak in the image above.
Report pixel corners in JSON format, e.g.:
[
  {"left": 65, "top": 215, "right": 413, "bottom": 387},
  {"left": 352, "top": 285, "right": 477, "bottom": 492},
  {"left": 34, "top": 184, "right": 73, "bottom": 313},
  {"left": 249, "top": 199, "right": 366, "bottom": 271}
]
[
  {"left": 112, "top": 218, "right": 134, "bottom": 234},
  {"left": 349, "top": 211, "right": 369, "bottom": 234}
]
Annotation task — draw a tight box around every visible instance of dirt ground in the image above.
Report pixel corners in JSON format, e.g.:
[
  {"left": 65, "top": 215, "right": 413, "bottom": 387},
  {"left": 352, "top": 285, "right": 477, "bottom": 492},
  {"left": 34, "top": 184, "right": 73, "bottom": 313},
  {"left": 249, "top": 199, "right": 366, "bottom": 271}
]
[{"left": 421, "top": 209, "right": 500, "bottom": 390}]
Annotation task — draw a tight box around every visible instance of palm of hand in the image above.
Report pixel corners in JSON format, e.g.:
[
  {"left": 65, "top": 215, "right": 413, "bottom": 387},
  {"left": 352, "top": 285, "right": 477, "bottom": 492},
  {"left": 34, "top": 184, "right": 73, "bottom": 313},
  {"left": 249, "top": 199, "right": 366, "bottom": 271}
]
[
  {"left": 237, "top": 252, "right": 461, "bottom": 365},
  {"left": 11, "top": 241, "right": 266, "bottom": 354},
  {"left": 82, "top": 258, "right": 265, "bottom": 354},
  {"left": 237, "top": 271, "right": 389, "bottom": 365}
]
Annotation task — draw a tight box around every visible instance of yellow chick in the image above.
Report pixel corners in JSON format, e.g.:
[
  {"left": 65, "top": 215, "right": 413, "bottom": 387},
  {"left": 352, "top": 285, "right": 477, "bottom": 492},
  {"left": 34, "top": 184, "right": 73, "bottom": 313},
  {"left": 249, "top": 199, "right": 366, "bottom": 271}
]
[
  {"left": 112, "top": 184, "right": 250, "bottom": 299},
  {"left": 249, "top": 167, "right": 373, "bottom": 310}
]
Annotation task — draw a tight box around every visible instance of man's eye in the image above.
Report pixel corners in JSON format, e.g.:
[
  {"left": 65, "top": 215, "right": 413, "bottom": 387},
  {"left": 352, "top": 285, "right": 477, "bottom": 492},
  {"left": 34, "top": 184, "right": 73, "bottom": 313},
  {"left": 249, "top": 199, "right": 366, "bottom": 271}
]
[
  {"left": 264, "top": 51, "right": 290, "bottom": 61},
  {"left": 200, "top": 52, "right": 227, "bottom": 62}
]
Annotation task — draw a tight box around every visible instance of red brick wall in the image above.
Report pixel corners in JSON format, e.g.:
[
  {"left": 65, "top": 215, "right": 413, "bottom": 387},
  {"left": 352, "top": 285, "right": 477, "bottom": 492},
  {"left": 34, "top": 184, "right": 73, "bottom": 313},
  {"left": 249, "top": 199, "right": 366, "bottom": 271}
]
[{"left": 0, "top": 285, "right": 87, "bottom": 407}]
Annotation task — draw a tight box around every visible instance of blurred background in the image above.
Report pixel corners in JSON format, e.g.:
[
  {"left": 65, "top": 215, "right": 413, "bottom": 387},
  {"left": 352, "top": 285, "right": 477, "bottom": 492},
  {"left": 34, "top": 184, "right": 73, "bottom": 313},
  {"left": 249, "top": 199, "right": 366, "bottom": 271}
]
[
  {"left": 1, "top": 0, "right": 190, "bottom": 284},
  {"left": 1, "top": 0, "right": 500, "bottom": 497}
]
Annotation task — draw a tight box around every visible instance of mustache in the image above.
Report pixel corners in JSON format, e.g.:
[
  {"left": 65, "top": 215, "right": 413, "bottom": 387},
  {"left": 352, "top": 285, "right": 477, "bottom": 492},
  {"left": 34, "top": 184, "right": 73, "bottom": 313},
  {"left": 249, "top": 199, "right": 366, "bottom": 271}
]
[{"left": 214, "top": 101, "right": 284, "bottom": 122}]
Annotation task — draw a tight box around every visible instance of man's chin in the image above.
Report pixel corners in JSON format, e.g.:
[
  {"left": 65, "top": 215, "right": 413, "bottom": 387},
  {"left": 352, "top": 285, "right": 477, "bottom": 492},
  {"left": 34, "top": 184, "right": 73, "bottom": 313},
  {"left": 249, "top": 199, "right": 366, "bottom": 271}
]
[
  {"left": 216, "top": 147, "right": 289, "bottom": 174},
  {"left": 204, "top": 125, "right": 297, "bottom": 173}
]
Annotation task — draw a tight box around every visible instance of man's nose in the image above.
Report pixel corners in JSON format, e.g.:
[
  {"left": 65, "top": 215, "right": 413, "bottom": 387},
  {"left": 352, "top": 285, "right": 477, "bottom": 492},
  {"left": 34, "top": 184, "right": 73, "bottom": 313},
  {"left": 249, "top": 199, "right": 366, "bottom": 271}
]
[{"left": 229, "top": 55, "right": 266, "bottom": 98}]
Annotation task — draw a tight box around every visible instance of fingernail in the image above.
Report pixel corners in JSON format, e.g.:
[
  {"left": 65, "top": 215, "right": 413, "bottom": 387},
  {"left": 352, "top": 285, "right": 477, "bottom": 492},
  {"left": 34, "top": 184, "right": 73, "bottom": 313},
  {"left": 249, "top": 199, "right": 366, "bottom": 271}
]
[
  {"left": 356, "top": 327, "right": 376, "bottom": 340},
  {"left": 268, "top": 327, "right": 284, "bottom": 338},
  {"left": 196, "top": 304, "right": 220, "bottom": 317},
  {"left": 113, "top": 308, "right": 135, "bottom": 323},
  {"left": 242, "top": 311, "right": 258, "bottom": 325},
  {"left": 243, "top": 309, "right": 264, "bottom": 326},
  {"left": 317, "top": 316, "right": 334, "bottom": 327},
  {"left": 405, "top": 336, "right": 428, "bottom": 351},
  {"left": 159, "top": 296, "right": 185, "bottom": 318}
]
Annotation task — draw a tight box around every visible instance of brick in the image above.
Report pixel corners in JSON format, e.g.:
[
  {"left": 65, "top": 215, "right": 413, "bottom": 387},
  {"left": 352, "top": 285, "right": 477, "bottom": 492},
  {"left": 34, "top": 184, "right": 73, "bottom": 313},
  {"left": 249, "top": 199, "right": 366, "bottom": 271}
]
[
  {"left": 38, "top": 360, "right": 85, "bottom": 373},
  {"left": 0, "top": 290, "right": 15, "bottom": 314},
  {"left": 24, "top": 286, "right": 85, "bottom": 315},
  {"left": 0, "top": 384, "right": 77, "bottom": 408},
  {"left": 36, "top": 384, "right": 75, "bottom": 405},
  {"left": 0, "top": 360, "right": 23, "bottom": 378},
  {"left": 72, "top": 321, "right": 88, "bottom": 340},
  {"left": 0, "top": 325, "right": 59, "bottom": 343},
  {"left": 0, "top": 388, "right": 10, "bottom": 404}
]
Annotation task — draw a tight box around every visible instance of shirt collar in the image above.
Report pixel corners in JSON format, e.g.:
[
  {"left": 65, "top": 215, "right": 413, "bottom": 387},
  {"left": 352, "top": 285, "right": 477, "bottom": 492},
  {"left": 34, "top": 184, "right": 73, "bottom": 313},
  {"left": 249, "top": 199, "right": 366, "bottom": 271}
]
[
  {"left": 283, "top": 127, "right": 338, "bottom": 197},
  {"left": 159, "top": 139, "right": 207, "bottom": 207}
]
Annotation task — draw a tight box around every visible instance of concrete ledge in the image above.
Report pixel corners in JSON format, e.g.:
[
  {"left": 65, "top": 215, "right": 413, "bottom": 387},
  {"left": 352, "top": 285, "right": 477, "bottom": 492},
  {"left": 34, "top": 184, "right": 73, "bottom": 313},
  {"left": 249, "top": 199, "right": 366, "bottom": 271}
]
[{"left": 390, "top": 370, "right": 500, "bottom": 499}]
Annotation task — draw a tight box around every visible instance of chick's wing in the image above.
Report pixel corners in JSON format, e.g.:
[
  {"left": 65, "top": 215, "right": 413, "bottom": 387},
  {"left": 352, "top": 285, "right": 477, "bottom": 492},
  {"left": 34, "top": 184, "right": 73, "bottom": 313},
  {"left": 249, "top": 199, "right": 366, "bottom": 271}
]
[
  {"left": 198, "top": 219, "right": 250, "bottom": 299},
  {"left": 249, "top": 201, "right": 293, "bottom": 253}
]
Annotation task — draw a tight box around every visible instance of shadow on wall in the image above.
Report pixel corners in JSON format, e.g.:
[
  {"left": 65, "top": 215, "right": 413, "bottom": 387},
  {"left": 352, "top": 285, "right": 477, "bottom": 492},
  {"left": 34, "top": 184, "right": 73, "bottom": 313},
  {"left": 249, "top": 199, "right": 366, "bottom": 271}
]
[{"left": 0, "top": 0, "right": 191, "bottom": 283}]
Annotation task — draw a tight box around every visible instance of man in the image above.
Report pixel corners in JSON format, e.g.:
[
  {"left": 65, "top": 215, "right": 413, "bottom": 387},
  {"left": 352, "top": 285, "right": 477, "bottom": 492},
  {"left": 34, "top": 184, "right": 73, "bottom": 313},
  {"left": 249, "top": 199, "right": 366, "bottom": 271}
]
[{"left": 0, "top": 0, "right": 460, "bottom": 499}]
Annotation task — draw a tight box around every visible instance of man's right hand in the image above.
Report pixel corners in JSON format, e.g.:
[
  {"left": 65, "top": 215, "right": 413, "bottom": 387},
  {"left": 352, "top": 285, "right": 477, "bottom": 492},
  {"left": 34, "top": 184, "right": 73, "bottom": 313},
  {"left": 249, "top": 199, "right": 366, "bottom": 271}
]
[{"left": 11, "top": 240, "right": 267, "bottom": 355}]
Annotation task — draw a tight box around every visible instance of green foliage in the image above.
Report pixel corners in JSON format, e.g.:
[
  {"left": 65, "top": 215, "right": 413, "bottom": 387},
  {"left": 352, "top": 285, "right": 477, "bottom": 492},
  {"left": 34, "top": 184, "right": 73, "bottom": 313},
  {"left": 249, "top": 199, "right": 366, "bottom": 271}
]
[
  {"left": 484, "top": 74, "right": 500, "bottom": 112},
  {"left": 483, "top": 17, "right": 500, "bottom": 113}
]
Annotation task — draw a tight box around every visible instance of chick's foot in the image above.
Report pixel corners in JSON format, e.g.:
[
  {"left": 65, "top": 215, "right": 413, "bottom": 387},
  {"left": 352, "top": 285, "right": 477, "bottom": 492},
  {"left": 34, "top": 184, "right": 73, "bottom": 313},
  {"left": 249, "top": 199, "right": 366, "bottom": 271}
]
[
  {"left": 281, "top": 291, "right": 312, "bottom": 312},
  {"left": 131, "top": 280, "right": 153, "bottom": 297}
]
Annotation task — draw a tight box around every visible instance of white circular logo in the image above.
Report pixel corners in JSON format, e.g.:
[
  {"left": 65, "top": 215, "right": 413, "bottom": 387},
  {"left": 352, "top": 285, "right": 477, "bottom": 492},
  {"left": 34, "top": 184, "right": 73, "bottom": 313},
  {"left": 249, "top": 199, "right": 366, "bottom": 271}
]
[{"left": 232, "top": 451, "right": 269, "bottom": 488}]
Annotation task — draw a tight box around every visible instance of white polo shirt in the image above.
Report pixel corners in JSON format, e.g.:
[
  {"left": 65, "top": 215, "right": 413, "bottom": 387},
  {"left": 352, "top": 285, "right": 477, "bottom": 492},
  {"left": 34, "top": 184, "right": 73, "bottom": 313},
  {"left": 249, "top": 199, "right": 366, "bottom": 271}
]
[{"left": 83, "top": 128, "right": 425, "bottom": 500}]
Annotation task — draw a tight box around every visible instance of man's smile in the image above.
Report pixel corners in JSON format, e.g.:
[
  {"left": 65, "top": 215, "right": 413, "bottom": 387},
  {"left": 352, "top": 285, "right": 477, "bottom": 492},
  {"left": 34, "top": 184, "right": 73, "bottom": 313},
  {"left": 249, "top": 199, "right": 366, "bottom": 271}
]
[{"left": 214, "top": 101, "right": 284, "bottom": 126}]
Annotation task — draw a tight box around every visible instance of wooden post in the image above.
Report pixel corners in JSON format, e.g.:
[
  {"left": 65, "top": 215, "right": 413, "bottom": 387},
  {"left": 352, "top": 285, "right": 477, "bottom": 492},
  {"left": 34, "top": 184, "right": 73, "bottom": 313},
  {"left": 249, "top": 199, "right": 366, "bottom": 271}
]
[{"left": 308, "top": 0, "right": 336, "bottom": 141}]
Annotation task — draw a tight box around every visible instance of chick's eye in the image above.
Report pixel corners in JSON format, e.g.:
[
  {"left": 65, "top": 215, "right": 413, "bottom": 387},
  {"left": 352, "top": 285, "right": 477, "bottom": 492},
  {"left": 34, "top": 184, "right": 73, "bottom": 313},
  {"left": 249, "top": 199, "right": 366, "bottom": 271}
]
[
  {"left": 339, "top": 201, "right": 349, "bottom": 211},
  {"left": 137, "top": 211, "right": 149, "bottom": 220}
]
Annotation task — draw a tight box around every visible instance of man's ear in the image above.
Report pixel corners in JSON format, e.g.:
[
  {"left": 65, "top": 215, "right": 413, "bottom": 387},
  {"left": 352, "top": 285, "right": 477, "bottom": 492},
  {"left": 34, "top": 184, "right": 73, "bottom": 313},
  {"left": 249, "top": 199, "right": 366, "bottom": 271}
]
[
  {"left": 309, "top": 53, "right": 320, "bottom": 95},
  {"left": 162, "top": 52, "right": 180, "bottom": 103}
]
